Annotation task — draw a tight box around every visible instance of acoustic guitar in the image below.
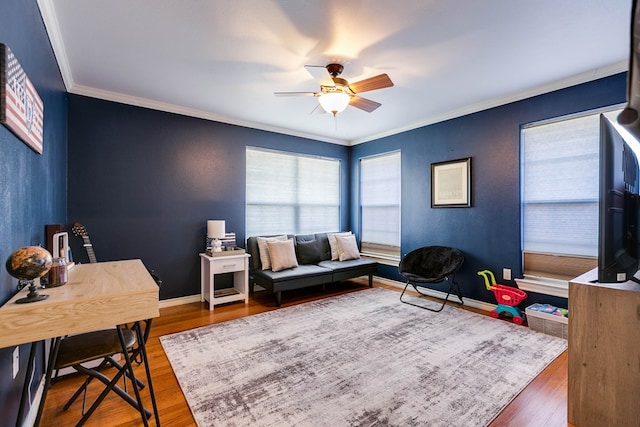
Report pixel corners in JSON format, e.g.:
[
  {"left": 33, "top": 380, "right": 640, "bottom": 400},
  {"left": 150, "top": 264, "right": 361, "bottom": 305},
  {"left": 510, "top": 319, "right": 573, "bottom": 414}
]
[{"left": 71, "top": 222, "right": 98, "bottom": 263}]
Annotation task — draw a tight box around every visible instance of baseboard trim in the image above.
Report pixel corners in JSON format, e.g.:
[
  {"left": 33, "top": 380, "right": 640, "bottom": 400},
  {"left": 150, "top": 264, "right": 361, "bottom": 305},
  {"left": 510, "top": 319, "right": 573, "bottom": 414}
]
[
  {"left": 375, "top": 276, "right": 497, "bottom": 313},
  {"left": 156, "top": 278, "right": 498, "bottom": 313},
  {"left": 159, "top": 294, "right": 201, "bottom": 308}
]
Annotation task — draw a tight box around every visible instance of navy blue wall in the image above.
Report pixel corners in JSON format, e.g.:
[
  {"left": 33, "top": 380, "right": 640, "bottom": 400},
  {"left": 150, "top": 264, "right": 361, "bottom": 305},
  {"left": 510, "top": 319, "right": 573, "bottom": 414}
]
[
  {"left": 351, "top": 73, "right": 627, "bottom": 307},
  {"left": 67, "top": 95, "right": 350, "bottom": 300},
  {"left": 0, "top": 1, "right": 628, "bottom": 422},
  {"left": 0, "top": 0, "right": 68, "bottom": 423},
  {"left": 68, "top": 73, "right": 626, "bottom": 309}
]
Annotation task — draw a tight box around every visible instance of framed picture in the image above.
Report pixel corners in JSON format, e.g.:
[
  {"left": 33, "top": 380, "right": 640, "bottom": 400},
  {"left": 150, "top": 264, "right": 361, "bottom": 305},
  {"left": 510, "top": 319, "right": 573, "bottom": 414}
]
[
  {"left": 431, "top": 157, "right": 471, "bottom": 207},
  {"left": 0, "top": 43, "right": 44, "bottom": 154}
]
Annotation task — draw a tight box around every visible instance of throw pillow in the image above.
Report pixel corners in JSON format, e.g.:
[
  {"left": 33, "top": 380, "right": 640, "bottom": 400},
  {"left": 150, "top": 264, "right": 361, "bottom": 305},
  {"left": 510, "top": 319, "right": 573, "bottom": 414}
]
[
  {"left": 327, "top": 231, "right": 352, "bottom": 260},
  {"left": 267, "top": 239, "right": 299, "bottom": 272},
  {"left": 257, "top": 235, "right": 287, "bottom": 270},
  {"left": 336, "top": 234, "right": 361, "bottom": 261},
  {"left": 295, "top": 239, "right": 324, "bottom": 264}
]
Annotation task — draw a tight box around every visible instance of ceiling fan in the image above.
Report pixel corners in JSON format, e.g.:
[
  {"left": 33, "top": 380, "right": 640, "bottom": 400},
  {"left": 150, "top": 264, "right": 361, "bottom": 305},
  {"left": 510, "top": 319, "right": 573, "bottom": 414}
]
[{"left": 274, "top": 63, "right": 394, "bottom": 116}]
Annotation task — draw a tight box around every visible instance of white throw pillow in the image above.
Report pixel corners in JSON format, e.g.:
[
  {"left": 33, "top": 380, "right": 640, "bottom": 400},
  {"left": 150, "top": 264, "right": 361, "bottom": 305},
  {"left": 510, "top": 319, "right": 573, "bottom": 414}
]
[
  {"left": 336, "top": 234, "right": 361, "bottom": 261},
  {"left": 327, "top": 231, "right": 352, "bottom": 260},
  {"left": 257, "top": 235, "right": 287, "bottom": 270},
  {"left": 267, "top": 239, "right": 299, "bottom": 272}
]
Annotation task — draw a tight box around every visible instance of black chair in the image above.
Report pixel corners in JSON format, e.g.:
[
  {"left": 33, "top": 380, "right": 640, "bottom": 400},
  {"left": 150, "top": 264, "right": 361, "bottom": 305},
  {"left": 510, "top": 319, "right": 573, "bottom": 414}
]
[
  {"left": 52, "top": 326, "right": 153, "bottom": 425},
  {"left": 37, "top": 269, "right": 162, "bottom": 427},
  {"left": 399, "top": 246, "right": 464, "bottom": 312}
]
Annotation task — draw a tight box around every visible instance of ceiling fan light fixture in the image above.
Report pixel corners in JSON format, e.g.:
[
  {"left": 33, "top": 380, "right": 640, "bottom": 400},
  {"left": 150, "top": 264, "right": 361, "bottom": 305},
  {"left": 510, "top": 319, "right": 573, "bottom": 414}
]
[{"left": 318, "top": 92, "right": 350, "bottom": 116}]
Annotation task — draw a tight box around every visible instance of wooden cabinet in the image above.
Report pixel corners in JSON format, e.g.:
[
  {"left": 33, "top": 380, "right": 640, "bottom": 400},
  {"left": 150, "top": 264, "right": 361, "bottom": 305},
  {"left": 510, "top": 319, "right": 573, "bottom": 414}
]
[{"left": 568, "top": 269, "right": 640, "bottom": 427}]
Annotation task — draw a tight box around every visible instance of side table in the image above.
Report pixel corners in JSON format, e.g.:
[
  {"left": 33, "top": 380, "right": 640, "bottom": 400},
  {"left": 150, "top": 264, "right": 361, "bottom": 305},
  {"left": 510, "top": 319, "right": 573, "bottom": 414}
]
[{"left": 199, "top": 253, "right": 250, "bottom": 310}]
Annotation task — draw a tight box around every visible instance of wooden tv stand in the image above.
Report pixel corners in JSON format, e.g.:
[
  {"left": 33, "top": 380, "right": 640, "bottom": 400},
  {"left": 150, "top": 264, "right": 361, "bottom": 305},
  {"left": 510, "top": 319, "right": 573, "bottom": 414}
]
[{"left": 568, "top": 268, "right": 640, "bottom": 426}]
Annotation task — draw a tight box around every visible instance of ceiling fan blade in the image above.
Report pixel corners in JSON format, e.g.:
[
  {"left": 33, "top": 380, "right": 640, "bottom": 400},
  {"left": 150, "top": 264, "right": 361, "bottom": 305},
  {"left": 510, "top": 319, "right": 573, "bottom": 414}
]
[
  {"left": 348, "top": 73, "right": 393, "bottom": 94},
  {"left": 350, "top": 96, "right": 381, "bottom": 113},
  {"left": 304, "top": 65, "right": 335, "bottom": 87},
  {"left": 274, "top": 91, "right": 318, "bottom": 97}
]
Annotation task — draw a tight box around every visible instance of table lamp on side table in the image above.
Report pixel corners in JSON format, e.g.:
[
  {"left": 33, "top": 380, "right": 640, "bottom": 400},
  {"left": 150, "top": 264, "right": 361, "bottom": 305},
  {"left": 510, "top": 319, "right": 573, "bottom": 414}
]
[{"left": 207, "top": 220, "right": 226, "bottom": 252}]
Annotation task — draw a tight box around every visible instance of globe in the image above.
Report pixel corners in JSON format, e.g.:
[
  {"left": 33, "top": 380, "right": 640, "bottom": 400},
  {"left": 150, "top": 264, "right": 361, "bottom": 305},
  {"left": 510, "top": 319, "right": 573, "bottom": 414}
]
[{"left": 6, "top": 246, "right": 53, "bottom": 280}]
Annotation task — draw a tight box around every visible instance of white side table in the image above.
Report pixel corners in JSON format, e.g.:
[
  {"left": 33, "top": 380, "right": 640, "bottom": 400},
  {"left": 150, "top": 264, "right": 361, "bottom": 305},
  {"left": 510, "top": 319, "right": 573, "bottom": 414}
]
[{"left": 199, "top": 253, "right": 250, "bottom": 311}]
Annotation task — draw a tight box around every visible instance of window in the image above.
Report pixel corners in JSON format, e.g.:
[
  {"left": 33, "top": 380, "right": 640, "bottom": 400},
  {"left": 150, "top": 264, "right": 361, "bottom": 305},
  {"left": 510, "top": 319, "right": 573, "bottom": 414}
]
[
  {"left": 521, "top": 107, "right": 621, "bottom": 282},
  {"left": 359, "top": 151, "right": 401, "bottom": 261},
  {"left": 246, "top": 147, "right": 340, "bottom": 237}
]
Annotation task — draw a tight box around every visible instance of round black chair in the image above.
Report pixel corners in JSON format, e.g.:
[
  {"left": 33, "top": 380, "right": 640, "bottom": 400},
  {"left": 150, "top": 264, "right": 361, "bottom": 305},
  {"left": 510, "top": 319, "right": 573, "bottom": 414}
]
[{"left": 399, "top": 246, "right": 464, "bottom": 312}]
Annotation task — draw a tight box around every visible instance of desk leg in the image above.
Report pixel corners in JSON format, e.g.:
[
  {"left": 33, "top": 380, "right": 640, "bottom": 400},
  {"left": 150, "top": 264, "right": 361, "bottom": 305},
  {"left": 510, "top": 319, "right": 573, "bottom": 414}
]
[
  {"left": 134, "top": 320, "right": 161, "bottom": 426},
  {"left": 34, "top": 337, "right": 62, "bottom": 427},
  {"left": 16, "top": 341, "right": 37, "bottom": 427}
]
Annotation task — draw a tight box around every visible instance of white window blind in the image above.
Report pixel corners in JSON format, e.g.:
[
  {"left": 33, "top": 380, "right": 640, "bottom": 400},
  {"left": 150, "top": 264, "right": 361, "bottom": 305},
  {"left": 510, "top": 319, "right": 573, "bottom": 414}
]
[
  {"left": 246, "top": 147, "right": 340, "bottom": 237},
  {"left": 360, "top": 151, "right": 401, "bottom": 259},
  {"left": 521, "top": 108, "right": 621, "bottom": 278}
]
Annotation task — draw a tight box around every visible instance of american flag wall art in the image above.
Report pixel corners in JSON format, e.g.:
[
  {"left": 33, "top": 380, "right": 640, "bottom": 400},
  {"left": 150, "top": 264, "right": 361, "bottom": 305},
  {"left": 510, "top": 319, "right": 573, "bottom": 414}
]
[{"left": 0, "top": 43, "right": 44, "bottom": 154}]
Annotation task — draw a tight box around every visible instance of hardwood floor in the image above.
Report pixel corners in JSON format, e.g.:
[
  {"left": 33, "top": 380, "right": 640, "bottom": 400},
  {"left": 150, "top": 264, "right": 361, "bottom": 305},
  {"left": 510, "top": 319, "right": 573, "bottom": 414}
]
[{"left": 40, "top": 279, "right": 568, "bottom": 426}]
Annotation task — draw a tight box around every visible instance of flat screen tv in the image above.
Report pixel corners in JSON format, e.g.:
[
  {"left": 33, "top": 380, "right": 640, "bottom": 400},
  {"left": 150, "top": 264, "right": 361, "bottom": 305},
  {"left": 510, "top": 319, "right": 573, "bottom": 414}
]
[
  {"left": 598, "top": 0, "right": 640, "bottom": 283},
  {"left": 598, "top": 114, "right": 640, "bottom": 283}
]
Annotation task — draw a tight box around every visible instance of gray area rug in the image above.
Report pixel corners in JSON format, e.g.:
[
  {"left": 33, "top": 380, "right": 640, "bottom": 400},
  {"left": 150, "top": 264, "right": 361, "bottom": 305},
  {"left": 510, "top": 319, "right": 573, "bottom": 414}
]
[{"left": 160, "top": 288, "right": 567, "bottom": 427}]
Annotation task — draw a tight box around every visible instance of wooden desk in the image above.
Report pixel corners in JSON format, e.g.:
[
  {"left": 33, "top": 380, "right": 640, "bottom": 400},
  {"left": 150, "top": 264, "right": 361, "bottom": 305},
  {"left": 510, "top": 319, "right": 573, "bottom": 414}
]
[
  {"left": 0, "top": 259, "right": 159, "bottom": 348},
  {"left": 568, "top": 268, "right": 640, "bottom": 426},
  {"left": 0, "top": 259, "right": 160, "bottom": 426}
]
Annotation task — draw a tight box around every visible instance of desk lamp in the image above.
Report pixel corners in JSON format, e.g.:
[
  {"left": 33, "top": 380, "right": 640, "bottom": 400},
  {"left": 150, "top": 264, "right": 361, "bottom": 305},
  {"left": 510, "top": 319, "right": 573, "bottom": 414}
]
[
  {"left": 207, "top": 220, "right": 225, "bottom": 252},
  {"left": 5, "top": 246, "right": 53, "bottom": 303}
]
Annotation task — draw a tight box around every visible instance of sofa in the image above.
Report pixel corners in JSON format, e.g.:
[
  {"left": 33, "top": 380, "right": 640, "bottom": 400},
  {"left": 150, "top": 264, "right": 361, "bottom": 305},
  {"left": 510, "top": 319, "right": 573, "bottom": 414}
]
[{"left": 246, "top": 232, "right": 378, "bottom": 307}]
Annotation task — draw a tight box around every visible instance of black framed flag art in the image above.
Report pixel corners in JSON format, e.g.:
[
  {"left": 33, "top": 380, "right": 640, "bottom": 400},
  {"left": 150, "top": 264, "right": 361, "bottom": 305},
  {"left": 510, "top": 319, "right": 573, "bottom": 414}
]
[{"left": 0, "top": 43, "right": 44, "bottom": 154}]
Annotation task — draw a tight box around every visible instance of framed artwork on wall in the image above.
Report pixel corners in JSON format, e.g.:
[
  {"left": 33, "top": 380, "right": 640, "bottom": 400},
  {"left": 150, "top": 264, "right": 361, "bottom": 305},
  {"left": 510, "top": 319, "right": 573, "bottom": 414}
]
[
  {"left": 431, "top": 157, "right": 471, "bottom": 207},
  {"left": 0, "top": 43, "right": 44, "bottom": 154}
]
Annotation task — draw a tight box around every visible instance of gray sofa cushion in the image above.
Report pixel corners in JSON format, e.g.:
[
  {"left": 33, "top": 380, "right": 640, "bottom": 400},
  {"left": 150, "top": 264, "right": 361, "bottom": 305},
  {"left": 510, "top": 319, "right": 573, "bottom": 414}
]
[
  {"left": 295, "top": 239, "right": 325, "bottom": 264},
  {"left": 253, "top": 264, "right": 331, "bottom": 281},
  {"left": 318, "top": 258, "right": 378, "bottom": 272}
]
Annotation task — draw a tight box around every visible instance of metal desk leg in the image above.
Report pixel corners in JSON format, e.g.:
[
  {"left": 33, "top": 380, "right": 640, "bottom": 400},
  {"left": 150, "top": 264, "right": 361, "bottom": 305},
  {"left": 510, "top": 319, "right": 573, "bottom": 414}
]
[
  {"left": 16, "top": 341, "right": 37, "bottom": 427},
  {"left": 34, "top": 337, "right": 62, "bottom": 427}
]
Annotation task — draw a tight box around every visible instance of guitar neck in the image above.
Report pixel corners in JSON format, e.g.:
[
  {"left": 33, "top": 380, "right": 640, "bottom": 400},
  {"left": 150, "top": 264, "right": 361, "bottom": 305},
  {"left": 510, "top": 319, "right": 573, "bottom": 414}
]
[{"left": 82, "top": 237, "right": 98, "bottom": 263}]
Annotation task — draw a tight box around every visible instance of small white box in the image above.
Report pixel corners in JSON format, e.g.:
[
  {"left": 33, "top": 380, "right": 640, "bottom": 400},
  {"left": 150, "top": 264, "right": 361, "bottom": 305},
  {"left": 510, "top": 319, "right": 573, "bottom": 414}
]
[{"left": 525, "top": 304, "right": 568, "bottom": 339}]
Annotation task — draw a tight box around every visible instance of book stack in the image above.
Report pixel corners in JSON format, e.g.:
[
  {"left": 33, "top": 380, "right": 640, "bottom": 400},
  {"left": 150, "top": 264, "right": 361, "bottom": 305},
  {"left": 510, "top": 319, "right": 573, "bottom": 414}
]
[
  {"left": 206, "top": 232, "right": 245, "bottom": 256},
  {"left": 220, "top": 232, "right": 236, "bottom": 250}
]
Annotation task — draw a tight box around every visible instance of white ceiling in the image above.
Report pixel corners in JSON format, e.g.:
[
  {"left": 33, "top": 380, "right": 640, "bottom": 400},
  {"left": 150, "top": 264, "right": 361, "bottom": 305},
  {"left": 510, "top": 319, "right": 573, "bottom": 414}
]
[{"left": 38, "top": 0, "right": 632, "bottom": 145}]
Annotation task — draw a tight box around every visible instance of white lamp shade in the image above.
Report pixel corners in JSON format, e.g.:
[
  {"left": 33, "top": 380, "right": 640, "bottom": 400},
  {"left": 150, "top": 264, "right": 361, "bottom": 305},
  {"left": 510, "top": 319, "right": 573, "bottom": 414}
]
[
  {"left": 207, "top": 220, "right": 225, "bottom": 238},
  {"left": 318, "top": 92, "right": 350, "bottom": 115}
]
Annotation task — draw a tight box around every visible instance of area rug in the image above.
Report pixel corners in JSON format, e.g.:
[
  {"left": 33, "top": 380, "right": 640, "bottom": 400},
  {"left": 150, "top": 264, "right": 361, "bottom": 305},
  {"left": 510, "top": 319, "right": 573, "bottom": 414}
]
[{"left": 160, "top": 288, "right": 567, "bottom": 427}]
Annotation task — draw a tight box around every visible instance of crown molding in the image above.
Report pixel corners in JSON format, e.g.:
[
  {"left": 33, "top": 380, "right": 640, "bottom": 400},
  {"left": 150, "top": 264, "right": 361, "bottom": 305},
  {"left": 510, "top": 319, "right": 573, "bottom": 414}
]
[
  {"left": 350, "top": 60, "right": 628, "bottom": 145},
  {"left": 69, "top": 84, "right": 349, "bottom": 146},
  {"left": 38, "top": 0, "right": 73, "bottom": 90}
]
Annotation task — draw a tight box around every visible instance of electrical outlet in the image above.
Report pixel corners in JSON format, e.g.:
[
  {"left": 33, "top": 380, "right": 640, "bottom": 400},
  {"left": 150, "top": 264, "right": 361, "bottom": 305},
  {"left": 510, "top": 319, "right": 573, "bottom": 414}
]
[
  {"left": 503, "top": 268, "right": 511, "bottom": 281},
  {"left": 12, "top": 347, "right": 19, "bottom": 379}
]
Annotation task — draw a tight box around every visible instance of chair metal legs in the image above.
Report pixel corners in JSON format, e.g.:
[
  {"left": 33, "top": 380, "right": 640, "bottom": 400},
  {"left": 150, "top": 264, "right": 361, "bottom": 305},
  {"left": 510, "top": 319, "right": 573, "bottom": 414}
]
[
  {"left": 36, "top": 322, "right": 160, "bottom": 427},
  {"left": 64, "top": 322, "right": 160, "bottom": 427},
  {"left": 399, "top": 276, "right": 464, "bottom": 312}
]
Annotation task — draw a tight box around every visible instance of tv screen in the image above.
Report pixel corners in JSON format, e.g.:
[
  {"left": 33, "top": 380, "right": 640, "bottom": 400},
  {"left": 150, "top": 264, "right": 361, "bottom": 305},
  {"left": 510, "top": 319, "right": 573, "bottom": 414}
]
[{"left": 598, "top": 114, "right": 640, "bottom": 283}]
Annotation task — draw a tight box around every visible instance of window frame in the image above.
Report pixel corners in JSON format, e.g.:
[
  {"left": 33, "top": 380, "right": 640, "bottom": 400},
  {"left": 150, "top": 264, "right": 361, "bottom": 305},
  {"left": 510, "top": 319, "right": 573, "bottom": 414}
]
[
  {"left": 358, "top": 151, "right": 401, "bottom": 264},
  {"left": 245, "top": 147, "right": 341, "bottom": 237}
]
